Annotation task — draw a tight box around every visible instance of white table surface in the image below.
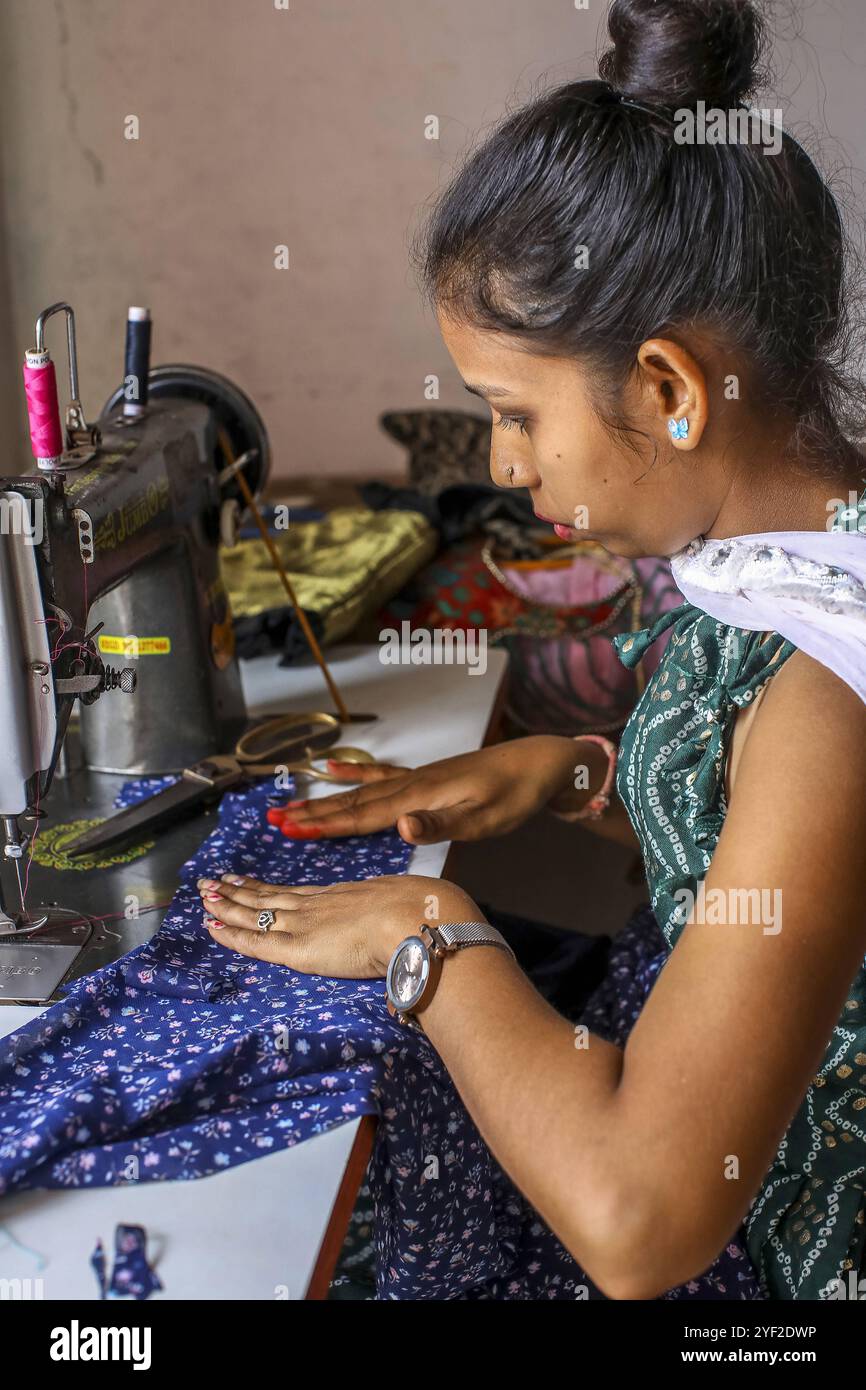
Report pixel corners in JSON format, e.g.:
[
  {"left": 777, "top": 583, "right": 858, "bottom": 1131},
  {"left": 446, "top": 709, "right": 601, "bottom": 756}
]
[{"left": 0, "top": 643, "right": 506, "bottom": 1300}]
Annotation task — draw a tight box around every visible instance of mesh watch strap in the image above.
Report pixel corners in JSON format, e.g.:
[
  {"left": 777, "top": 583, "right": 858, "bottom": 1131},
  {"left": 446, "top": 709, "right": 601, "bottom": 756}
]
[{"left": 433, "top": 922, "right": 515, "bottom": 959}]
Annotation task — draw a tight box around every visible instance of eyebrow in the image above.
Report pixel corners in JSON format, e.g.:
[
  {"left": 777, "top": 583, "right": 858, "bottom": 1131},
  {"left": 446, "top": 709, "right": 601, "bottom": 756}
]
[{"left": 463, "top": 381, "right": 515, "bottom": 401}]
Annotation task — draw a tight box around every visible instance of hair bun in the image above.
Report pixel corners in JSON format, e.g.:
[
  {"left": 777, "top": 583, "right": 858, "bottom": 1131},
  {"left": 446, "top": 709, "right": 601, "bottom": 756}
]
[{"left": 599, "top": 0, "right": 767, "bottom": 110}]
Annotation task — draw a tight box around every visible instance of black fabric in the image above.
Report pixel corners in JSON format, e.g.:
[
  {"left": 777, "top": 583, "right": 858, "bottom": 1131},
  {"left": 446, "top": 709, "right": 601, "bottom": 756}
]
[
  {"left": 480, "top": 903, "right": 613, "bottom": 1019},
  {"left": 233, "top": 607, "right": 325, "bottom": 665},
  {"left": 360, "top": 479, "right": 537, "bottom": 548}
]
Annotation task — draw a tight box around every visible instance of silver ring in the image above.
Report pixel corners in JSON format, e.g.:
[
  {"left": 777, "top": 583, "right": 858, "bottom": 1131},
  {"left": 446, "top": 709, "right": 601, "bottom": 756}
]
[{"left": 257, "top": 909, "right": 276, "bottom": 933}]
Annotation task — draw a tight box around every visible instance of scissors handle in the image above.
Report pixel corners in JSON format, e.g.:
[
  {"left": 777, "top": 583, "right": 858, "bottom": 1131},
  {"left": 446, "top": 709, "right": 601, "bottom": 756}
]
[
  {"left": 297, "top": 747, "right": 377, "bottom": 782},
  {"left": 235, "top": 713, "right": 341, "bottom": 765}
]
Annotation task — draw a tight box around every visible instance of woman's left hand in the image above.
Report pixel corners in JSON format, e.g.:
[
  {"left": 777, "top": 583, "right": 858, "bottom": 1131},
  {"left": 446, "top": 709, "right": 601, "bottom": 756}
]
[{"left": 196, "top": 872, "right": 485, "bottom": 978}]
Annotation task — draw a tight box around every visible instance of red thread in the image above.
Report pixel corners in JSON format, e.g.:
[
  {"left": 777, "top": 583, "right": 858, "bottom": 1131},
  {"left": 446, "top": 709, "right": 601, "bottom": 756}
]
[{"left": 61, "top": 903, "right": 172, "bottom": 930}]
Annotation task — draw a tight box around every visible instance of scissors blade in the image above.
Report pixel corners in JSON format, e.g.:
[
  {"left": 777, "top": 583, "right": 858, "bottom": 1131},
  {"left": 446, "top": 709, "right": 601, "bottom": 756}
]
[{"left": 64, "top": 761, "right": 243, "bottom": 857}]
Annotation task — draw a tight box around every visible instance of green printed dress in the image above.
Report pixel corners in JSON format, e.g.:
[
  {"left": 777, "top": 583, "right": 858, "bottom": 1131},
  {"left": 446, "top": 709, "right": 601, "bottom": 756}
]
[{"left": 613, "top": 500, "right": 866, "bottom": 1300}]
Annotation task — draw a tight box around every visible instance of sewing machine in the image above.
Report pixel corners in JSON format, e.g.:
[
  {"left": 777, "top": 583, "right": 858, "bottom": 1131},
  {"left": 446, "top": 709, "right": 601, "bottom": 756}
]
[{"left": 0, "top": 302, "right": 270, "bottom": 999}]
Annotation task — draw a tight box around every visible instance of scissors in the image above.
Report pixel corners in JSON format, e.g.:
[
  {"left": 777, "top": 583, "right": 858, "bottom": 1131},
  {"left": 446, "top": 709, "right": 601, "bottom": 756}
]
[
  {"left": 233, "top": 714, "right": 376, "bottom": 783},
  {"left": 66, "top": 712, "right": 379, "bottom": 857}
]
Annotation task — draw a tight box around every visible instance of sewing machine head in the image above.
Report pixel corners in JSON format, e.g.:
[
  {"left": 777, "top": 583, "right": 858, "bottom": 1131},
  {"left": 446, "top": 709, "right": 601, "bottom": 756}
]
[{"left": 0, "top": 302, "right": 269, "bottom": 950}]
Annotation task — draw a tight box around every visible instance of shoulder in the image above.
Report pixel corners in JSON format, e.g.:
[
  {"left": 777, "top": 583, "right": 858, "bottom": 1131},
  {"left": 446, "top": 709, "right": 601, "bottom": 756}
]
[
  {"left": 755, "top": 647, "right": 866, "bottom": 735},
  {"left": 728, "top": 649, "right": 866, "bottom": 844}
]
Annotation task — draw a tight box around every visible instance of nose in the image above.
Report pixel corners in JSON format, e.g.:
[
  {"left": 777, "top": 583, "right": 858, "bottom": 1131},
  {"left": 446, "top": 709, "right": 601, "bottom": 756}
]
[{"left": 490, "top": 439, "right": 533, "bottom": 491}]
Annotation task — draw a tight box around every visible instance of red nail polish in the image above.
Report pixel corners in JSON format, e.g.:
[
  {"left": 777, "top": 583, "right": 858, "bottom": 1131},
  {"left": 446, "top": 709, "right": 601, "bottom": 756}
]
[
  {"left": 206, "top": 893, "right": 221, "bottom": 901},
  {"left": 280, "top": 821, "right": 322, "bottom": 840},
  {"left": 285, "top": 799, "right": 308, "bottom": 809}
]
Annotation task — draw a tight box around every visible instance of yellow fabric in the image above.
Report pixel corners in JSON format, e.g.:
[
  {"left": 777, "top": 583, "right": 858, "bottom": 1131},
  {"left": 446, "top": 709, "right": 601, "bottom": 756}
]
[{"left": 220, "top": 507, "right": 437, "bottom": 645}]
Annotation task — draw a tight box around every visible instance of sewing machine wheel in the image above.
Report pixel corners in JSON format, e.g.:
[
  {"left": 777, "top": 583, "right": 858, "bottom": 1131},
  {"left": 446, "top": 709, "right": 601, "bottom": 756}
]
[{"left": 102, "top": 364, "right": 271, "bottom": 503}]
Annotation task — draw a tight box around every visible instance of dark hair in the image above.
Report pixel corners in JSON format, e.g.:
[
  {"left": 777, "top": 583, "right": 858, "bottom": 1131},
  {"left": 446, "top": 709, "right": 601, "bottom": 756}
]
[{"left": 419, "top": 0, "right": 864, "bottom": 466}]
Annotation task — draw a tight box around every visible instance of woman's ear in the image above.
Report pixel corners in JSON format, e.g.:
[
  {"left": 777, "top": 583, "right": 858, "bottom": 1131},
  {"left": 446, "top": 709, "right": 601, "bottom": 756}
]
[{"left": 636, "top": 338, "right": 709, "bottom": 452}]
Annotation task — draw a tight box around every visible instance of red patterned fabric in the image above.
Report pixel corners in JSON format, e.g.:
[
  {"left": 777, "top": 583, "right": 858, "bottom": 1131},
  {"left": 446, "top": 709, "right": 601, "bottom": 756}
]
[{"left": 379, "top": 538, "right": 683, "bottom": 735}]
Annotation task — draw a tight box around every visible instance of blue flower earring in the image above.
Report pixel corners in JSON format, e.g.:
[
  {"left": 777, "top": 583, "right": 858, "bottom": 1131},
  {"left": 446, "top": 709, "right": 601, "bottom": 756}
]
[{"left": 668, "top": 417, "right": 689, "bottom": 441}]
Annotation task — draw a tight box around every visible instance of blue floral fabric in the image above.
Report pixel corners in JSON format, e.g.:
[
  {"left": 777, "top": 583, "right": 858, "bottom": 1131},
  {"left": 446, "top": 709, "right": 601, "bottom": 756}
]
[
  {"left": 91, "top": 1224, "right": 162, "bottom": 1300},
  {"left": 0, "top": 779, "right": 761, "bottom": 1299},
  {"left": 0, "top": 780, "right": 411, "bottom": 1191}
]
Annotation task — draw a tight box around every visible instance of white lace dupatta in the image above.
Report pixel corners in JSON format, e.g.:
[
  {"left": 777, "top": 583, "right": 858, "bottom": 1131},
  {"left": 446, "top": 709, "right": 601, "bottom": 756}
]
[{"left": 669, "top": 530, "right": 866, "bottom": 704}]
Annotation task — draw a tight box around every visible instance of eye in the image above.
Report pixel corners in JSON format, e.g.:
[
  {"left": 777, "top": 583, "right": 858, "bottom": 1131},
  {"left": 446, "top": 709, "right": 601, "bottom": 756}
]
[{"left": 497, "top": 414, "right": 529, "bottom": 435}]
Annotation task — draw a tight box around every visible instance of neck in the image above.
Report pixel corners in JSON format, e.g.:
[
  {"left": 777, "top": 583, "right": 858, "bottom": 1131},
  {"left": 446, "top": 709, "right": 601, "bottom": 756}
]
[{"left": 705, "top": 439, "right": 865, "bottom": 540}]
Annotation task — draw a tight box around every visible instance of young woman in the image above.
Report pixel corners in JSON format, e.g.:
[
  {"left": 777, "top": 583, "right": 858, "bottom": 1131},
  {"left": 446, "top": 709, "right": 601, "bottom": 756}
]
[{"left": 198, "top": 0, "right": 866, "bottom": 1299}]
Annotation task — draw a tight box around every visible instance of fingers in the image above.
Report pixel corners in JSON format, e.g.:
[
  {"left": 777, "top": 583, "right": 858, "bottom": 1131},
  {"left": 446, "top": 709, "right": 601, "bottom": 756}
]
[
  {"left": 324, "top": 759, "right": 409, "bottom": 783},
  {"left": 268, "top": 780, "right": 397, "bottom": 825},
  {"left": 396, "top": 800, "right": 481, "bottom": 845},
  {"left": 203, "top": 893, "right": 285, "bottom": 933},
  {"left": 200, "top": 874, "right": 419, "bottom": 976},
  {"left": 271, "top": 764, "right": 409, "bottom": 823},
  {"left": 270, "top": 783, "right": 413, "bottom": 840},
  {"left": 198, "top": 873, "right": 268, "bottom": 892},
  {"left": 198, "top": 873, "right": 333, "bottom": 893},
  {"left": 197, "top": 874, "right": 271, "bottom": 897},
  {"left": 200, "top": 881, "right": 277, "bottom": 911},
  {"left": 396, "top": 808, "right": 450, "bottom": 845},
  {"left": 271, "top": 792, "right": 482, "bottom": 843},
  {"left": 204, "top": 917, "right": 301, "bottom": 965},
  {"left": 197, "top": 879, "right": 341, "bottom": 920},
  {"left": 201, "top": 885, "right": 347, "bottom": 971}
]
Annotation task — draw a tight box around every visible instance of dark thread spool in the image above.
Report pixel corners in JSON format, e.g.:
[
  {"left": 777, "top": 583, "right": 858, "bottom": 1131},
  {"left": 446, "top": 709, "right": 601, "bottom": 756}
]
[{"left": 123, "top": 307, "right": 152, "bottom": 417}]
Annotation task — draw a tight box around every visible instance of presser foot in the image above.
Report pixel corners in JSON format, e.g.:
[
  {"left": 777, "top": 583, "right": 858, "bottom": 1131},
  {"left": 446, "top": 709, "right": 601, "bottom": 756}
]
[{"left": 0, "top": 907, "right": 93, "bottom": 1003}]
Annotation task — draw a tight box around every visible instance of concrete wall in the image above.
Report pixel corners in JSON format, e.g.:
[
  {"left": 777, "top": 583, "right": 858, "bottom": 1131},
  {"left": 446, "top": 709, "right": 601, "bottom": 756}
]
[{"left": 1, "top": 0, "right": 864, "bottom": 478}]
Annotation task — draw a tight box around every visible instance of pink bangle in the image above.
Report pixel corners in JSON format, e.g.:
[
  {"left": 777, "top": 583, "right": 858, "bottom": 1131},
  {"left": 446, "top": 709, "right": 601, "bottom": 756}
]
[{"left": 569, "top": 734, "right": 618, "bottom": 821}]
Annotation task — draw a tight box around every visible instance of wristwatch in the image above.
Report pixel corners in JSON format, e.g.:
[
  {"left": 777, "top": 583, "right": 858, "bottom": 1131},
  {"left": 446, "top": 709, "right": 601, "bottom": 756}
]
[{"left": 386, "top": 922, "right": 515, "bottom": 1026}]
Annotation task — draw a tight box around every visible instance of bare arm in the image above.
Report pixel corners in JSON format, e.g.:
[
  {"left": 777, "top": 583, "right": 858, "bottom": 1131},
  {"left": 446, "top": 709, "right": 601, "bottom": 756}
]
[
  {"left": 414, "top": 651, "right": 866, "bottom": 1297},
  {"left": 270, "top": 732, "right": 637, "bottom": 845}
]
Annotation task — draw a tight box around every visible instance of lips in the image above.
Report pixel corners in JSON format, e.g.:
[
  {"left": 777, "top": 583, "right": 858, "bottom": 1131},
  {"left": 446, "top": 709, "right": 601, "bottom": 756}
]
[{"left": 534, "top": 510, "right": 574, "bottom": 533}]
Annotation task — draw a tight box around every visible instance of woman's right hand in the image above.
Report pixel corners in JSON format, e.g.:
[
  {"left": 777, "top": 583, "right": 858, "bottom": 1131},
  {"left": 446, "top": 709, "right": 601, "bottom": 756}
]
[{"left": 267, "top": 735, "right": 585, "bottom": 844}]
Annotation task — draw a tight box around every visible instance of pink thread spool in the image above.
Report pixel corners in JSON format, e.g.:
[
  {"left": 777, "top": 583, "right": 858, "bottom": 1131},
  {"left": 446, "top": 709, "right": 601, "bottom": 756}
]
[{"left": 23, "top": 348, "right": 64, "bottom": 468}]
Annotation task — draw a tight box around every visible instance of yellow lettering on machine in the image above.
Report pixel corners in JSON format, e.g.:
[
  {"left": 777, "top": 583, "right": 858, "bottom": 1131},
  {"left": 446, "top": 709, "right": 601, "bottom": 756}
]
[{"left": 98, "top": 636, "right": 172, "bottom": 657}]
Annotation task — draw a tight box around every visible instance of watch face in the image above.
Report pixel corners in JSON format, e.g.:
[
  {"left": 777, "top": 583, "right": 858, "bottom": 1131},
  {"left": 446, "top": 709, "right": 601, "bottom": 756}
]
[{"left": 387, "top": 936, "right": 430, "bottom": 1014}]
